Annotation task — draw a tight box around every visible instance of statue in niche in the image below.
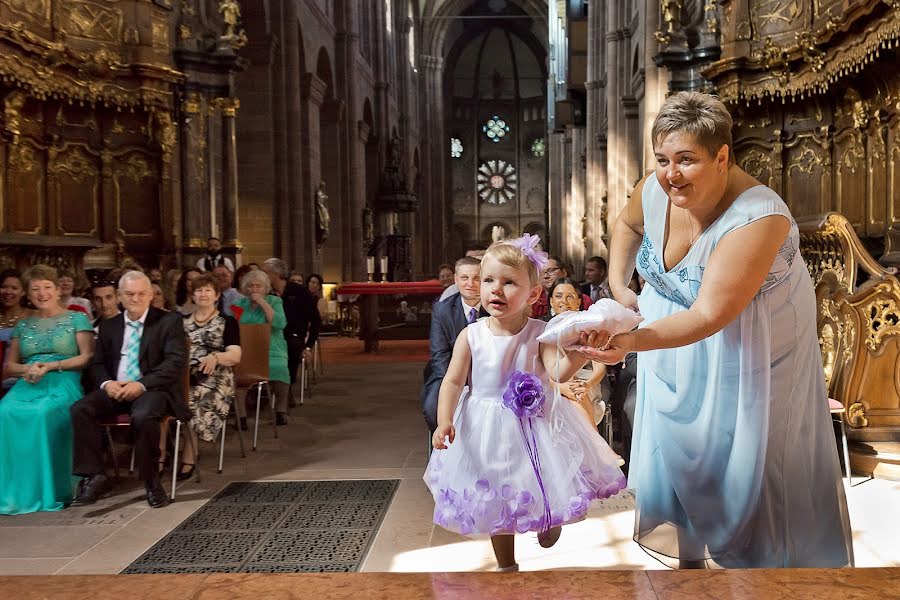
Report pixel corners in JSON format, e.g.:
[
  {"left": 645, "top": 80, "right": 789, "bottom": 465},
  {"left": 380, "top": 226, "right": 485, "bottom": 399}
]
[
  {"left": 491, "top": 225, "right": 506, "bottom": 242},
  {"left": 218, "top": 0, "right": 241, "bottom": 37},
  {"left": 315, "top": 181, "right": 331, "bottom": 247}
]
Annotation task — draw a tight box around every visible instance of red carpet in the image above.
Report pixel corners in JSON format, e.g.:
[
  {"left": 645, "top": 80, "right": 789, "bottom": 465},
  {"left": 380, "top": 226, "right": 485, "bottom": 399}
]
[{"left": 318, "top": 337, "right": 429, "bottom": 365}]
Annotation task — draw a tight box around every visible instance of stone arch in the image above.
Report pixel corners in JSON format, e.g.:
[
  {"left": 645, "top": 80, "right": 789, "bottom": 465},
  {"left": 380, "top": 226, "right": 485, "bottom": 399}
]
[
  {"left": 316, "top": 47, "right": 335, "bottom": 99},
  {"left": 423, "top": 0, "right": 549, "bottom": 59}
]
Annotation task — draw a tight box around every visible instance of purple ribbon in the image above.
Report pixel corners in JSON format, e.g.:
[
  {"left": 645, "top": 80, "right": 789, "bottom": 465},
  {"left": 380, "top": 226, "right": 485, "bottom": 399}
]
[{"left": 518, "top": 417, "right": 551, "bottom": 533}]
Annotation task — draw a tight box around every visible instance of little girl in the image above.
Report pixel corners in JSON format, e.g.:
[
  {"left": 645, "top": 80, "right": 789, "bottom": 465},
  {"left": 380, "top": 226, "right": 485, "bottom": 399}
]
[{"left": 424, "top": 235, "right": 626, "bottom": 572}]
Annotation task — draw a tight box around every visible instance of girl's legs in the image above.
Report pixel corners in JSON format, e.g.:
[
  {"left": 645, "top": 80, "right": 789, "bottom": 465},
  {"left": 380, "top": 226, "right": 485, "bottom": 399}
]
[{"left": 491, "top": 534, "right": 517, "bottom": 569}]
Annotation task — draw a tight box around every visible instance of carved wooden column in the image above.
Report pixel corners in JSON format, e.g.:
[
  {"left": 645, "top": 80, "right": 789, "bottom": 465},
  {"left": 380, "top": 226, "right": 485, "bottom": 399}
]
[
  {"left": 180, "top": 92, "right": 209, "bottom": 257},
  {"left": 155, "top": 110, "right": 179, "bottom": 266},
  {"left": 220, "top": 98, "right": 242, "bottom": 263},
  {"left": 301, "top": 73, "right": 328, "bottom": 275}
]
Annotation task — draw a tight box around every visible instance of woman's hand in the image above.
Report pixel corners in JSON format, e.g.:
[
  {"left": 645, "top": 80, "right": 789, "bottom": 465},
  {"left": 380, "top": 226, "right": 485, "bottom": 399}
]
[
  {"left": 611, "top": 285, "right": 640, "bottom": 312},
  {"left": 432, "top": 422, "right": 456, "bottom": 449},
  {"left": 250, "top": 292, "right": 267, "bottom": 307},
  {"left": 557, "top": 380, "right": 586, "bottom": 401},
  {"left": 198, "top": 353, "right": 219, "bottom": 375},
  {"left": 24, "top": 362, "right": 49, "bottom": 384},
  {"left": 577, "top": 331, "right": 635, "bottom": 365}
]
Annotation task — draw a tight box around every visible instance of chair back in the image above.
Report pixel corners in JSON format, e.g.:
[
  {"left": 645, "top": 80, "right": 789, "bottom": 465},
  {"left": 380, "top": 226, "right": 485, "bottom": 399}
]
[{"left": 234, "top": 323, "right": 271, "bottom": 388}]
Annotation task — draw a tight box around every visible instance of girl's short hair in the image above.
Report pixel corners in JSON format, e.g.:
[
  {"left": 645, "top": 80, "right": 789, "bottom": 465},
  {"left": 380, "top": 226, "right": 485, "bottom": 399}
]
[
  {"left": 483, "top": 241, "right": 540, "bottom": 287},
  {"left": 651, "top": 91, "right": 735, "bottom": 166}
]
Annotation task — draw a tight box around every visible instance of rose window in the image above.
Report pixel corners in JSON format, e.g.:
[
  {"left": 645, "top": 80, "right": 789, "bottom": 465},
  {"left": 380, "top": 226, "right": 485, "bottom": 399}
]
[
  {"left": 477, "top": 160, "right": 517, "bottom": 205},
  {"left": 482, "top": 116, "right": 509, "bottom": 143},
  {"left": 530, "top": 138, "right": 545, "bottom": 158}
]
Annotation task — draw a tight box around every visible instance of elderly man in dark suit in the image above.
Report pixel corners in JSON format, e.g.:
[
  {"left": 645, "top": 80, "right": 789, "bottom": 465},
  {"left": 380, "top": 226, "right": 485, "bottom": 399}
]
[
  {"left": 71, "top": 271, "right": 188, "bottom": 508},
  {"left": 421, "top": 257, "right": 484, "bottom": 436}
]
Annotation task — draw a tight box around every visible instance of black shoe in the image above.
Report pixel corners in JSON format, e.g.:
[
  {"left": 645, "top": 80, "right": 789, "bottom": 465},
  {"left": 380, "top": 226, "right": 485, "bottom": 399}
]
[
  {"left": 176, "top": 463, "right": 196, "bottom": 481},
  {"left": 72, "top": 474, "right": 111, "bottom": 505},
  {"left": 145, "top": 478, "right": 170, "bottom": 508},
  {"left": 239, "top": 417, "right": 248, "bottom": 431},
  {"left": 275, "top": 412, "right": 288, "bottom": 426}
]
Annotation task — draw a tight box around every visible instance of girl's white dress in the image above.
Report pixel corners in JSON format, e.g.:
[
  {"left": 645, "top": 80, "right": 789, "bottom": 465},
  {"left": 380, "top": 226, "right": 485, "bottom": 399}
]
[{"left": 424, "top": 318, "right": 626, "bottom": 536}]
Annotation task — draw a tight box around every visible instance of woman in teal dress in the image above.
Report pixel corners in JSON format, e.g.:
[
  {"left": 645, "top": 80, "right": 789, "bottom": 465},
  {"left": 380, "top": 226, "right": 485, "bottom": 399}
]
[
  {"left": 595, "top": 93, "right": 853, "bottom": 568},
  {"left": 0, "top": 264, "right": 94, "bottom": 514},
  {"left": 231, "top": 269, "right": 290, "bottom": 426}
]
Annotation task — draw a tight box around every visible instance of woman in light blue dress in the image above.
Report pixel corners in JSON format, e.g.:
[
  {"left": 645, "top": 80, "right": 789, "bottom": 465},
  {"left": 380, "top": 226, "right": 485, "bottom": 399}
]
[
  {"left": 595, "top": 93, "right": 853, "bottom": 568},
  {"left": 0, "top": 265, "right": 94, "bottom": 514}
]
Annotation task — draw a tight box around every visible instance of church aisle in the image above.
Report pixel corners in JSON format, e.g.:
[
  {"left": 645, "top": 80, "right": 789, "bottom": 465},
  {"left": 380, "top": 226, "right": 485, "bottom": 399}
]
[{"left": 0, "top": 339, "right": 897, "bottom": 575}]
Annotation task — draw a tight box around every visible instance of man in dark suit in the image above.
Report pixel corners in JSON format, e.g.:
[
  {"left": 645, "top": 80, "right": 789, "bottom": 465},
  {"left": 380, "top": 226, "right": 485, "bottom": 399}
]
[
  {"left": 71, "top": 271, "right": 188, "bottom": 508},
  {"left": 580, "top": 256, "right": 611, "bottom": 303},
  {"left": 262, "top": 258, "right": 321, "bottom": 422},
  {"left": 421, "top": 257, "right": 483, "bottom": 436}
]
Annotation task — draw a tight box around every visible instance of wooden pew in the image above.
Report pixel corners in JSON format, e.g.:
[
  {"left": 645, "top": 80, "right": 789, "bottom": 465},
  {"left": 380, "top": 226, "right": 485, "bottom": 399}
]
[{"left": 799, "top": 213, "right": 900, "bottom": 480}]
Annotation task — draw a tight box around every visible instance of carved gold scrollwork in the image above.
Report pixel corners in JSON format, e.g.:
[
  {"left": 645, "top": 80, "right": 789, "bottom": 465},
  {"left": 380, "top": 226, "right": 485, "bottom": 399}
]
[
  {"left": 181, "top": 92, "right": 201, "bottom": 114},
  {"left": 838, "top": 132, "right": 865, "bottom": 175},
  {"left": 656, "top": 0, "right": 684, "bottom": 45},
  {"left": 153, "top": 111, "right": 177, "bottom": 158},
  {"left": 755, "top": 36, "right": 790, "bottom": 85},
  {"left": 788, "top": 137, "right": 825, "bottom": 177},
  {"left": 848, "top": 402, "right": 868, "bottom": 427},
  {"left": 705, "top": 0, "right": 719, "bottom": 34},
  {"left": 738, "top": 147, "right": 772, "bottom": 180},
  {"left": 796, "top": 30, "right": 825, "bottom": 72},
  {"left": 117, "top": 154, "right": 154, "bottom": 182},
  {"left": 48, "top": 146, "right": 97, "bottom": 182},
  {"left": 862, "top": 293, "right": 900, "bottom": 352}
]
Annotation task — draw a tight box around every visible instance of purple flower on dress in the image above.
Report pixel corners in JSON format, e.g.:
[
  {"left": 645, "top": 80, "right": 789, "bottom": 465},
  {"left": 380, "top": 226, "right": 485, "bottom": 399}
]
[{"left": 502, "top": 371, "right": 546, "bottom": 418}]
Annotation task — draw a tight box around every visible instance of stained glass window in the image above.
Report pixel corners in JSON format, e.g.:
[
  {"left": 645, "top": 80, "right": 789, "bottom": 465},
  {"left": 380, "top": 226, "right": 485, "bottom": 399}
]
[
  {"left": 450, "top": 137, "right": 463, "bottom": 158},
  {"left": 477, "top": 160, "right": 517, "bottom": 205},
  {"left": 530, "top": 138, "right": 546, "bottom": 158},
  {"left": 483, "top": 116, "right": 509, "bottom": 142}
]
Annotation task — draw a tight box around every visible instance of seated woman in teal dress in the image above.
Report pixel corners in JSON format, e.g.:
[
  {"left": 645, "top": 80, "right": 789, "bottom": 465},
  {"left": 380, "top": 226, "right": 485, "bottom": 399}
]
[
  {"left": 230, "top": 269, "right": 290, "bottom": 427},
  {"left": 0, "top": 264, "right": 94, "bottom": 515},
  {"left": 593, "top": 92, "right": 853, "bottom": 569}
]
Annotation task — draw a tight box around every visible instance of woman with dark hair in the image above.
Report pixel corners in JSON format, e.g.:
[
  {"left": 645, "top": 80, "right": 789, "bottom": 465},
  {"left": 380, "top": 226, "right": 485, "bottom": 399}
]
[
  {"left": 546, "top": 277, "right": 612, "bottom": 430},
  {"left": 175, "top": 268, "right": 202, "bottom": 315},
  {"left": 232, "top": 265, "right": 253, "bottom": 292},
  {"left": 305, "top": 273, "right": 328, "bottom": 320},
  {"left": 1, "top": 270, "right": 33, "bottom": 395}
]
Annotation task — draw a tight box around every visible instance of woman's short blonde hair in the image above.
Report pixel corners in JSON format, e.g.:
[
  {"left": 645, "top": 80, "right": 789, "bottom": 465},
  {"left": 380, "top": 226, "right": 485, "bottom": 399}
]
[
  {"left": 240, "top": 269, "right": 272, "bottom": 295},
  {"left": 651, "top": 92, "right": 735, "bottom": 166},
  {"left": 483, "top": 241, "right": 541, "bottom": 287},
  {"left": 23, "top": 264, "right": 59, "bottom": 290}
]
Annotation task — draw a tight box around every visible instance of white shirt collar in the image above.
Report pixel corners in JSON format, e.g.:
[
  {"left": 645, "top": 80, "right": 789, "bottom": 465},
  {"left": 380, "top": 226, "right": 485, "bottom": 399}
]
[
  {"left": 460, "top": 296, "right": 479, "bottom": 319},
  {"left": 124, "top": 308, "right": 149, "bottom": 326}
]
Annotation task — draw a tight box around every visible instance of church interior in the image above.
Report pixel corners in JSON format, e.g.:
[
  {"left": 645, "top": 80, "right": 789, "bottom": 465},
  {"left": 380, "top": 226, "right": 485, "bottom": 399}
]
[{"left": 1, "top": 0, "right": 900, "bottom": 597}]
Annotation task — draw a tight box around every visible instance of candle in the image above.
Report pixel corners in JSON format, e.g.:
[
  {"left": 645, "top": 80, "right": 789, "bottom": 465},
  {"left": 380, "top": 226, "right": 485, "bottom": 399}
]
[
  {"left": 380, "top": 256, "right": 388, "bottom": 274},
  {"left": 366, "top": 256, "right": 375, "bottom": 274}
]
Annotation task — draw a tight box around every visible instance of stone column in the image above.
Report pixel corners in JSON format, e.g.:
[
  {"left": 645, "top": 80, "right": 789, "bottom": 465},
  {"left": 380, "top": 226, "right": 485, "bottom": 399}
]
[
  {"left": 301, "top": 74, "right": 327, "bottom": 275},
  {"left": 354, "top": 120, "right": 372, "bottom": 281},
  {"left": 605, "top": 0, "right": 626, "bottom": 238},
  {"left": 585, "top": 0, "right": 608, "bottom": 257},
  {"left": 420, "top": 54, "right": 447, "bottom": 273},
  {"left": 568, "top": 126, "right": 588, "bottom": 273},
  {"left": 220, "top": 98, "right": 242, "bottom": 263},
  {"left": 284, "top": 0, "right": 304, "bottom": 270}
]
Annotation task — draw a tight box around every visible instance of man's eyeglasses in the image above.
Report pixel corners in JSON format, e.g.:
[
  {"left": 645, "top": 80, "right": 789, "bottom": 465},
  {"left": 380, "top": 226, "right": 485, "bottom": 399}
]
[{"left": 543, "top": 267, "right": 561, "bottom": 276}]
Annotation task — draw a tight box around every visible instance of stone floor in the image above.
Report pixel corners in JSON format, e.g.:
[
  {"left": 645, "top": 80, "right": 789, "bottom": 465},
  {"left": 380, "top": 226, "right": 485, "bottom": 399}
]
[{"left": 0, "top": 338, "right": 898, "bottom": 575}]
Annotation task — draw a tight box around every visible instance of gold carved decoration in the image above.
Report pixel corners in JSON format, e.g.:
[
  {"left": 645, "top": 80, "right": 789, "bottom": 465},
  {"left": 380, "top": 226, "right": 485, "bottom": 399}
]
[
  {"left": 705, "top": 0, "right": 719, "bottom": 34},
  {"left": 54, "top": 105, "right": 98, "bottom": 131},
  {"left": 861, "top": 291, "right": 900, "bottom": 352},
  {"left": 755, "top": 36, "right": 790, "bottom": 85},
  {"left": 48, "top": 146, "right": 97, "bottom": 182},
  {"left": 738, "top": 147, "right": 772, "bottom": 180},
  {"left": 7, "top": 0, "right": 51, "bottom": 23},
  {"left": 153, "top": 111, "right": 177, "bottom": 158},
  {"left": 787, "top": 137, "right": 825, "bottom": 177},
  {"left": 656, "top": 0, "right": 684, "bottom": 45},
  {"left": 848, "top": 402, "right": 868, "bottom": 428},
  {"left": 3, "top": 90, "right": 27, "bottom": 143},
  {"left": 117, "top": 154, "right": 154, "bottom": 183},
  {"left": 152, "top": 18, "right": 169, "bottom": 48},
  {"left": 796, "top": 30, "right": 825, "bottom": 72},
  {"left": 181, "top": 92, "right": 201, "bottom": 114},
  {"left": 838, "top": 132, "right": 865, "bottom": 175},
  {"left": 218, "top": 97, "right": 240, "bottom": 117},
  {"left": 60, "top": 2, "right": 124, "bottom": 42}
]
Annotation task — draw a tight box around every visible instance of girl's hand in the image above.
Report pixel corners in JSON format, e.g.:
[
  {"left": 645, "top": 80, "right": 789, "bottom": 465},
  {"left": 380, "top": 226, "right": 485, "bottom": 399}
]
[
  {"left": 611, "top": 285, "right": 640, "bottom": 312},
  {"left": 557, "top": 380, "right": 583, "bottom": 401},
  {"left": 432, "top": 423, "right": 456, "bottom": 450},
  {"left": 577, "top": 332, "right": 635, "bottom": 365}
]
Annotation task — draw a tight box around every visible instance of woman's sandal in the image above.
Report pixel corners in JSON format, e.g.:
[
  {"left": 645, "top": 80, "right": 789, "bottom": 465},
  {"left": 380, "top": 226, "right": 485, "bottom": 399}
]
[{"left": 537, "top": 525, "right": 562, "bottom": 548}]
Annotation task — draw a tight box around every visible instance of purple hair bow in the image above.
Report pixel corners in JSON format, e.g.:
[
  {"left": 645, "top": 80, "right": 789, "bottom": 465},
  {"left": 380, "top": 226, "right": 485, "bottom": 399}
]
[{"left": 509, "top": 233, "right": 549, "bottom": 273}]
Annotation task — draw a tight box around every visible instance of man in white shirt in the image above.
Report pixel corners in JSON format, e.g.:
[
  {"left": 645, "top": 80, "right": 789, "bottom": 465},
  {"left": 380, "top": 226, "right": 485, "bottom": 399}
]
[
  {"left": 196, "top": 237, "right": 235, "bottom": 272},
  {"left": 422, "top": 257, "right": 483, "bottom": 436}
]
